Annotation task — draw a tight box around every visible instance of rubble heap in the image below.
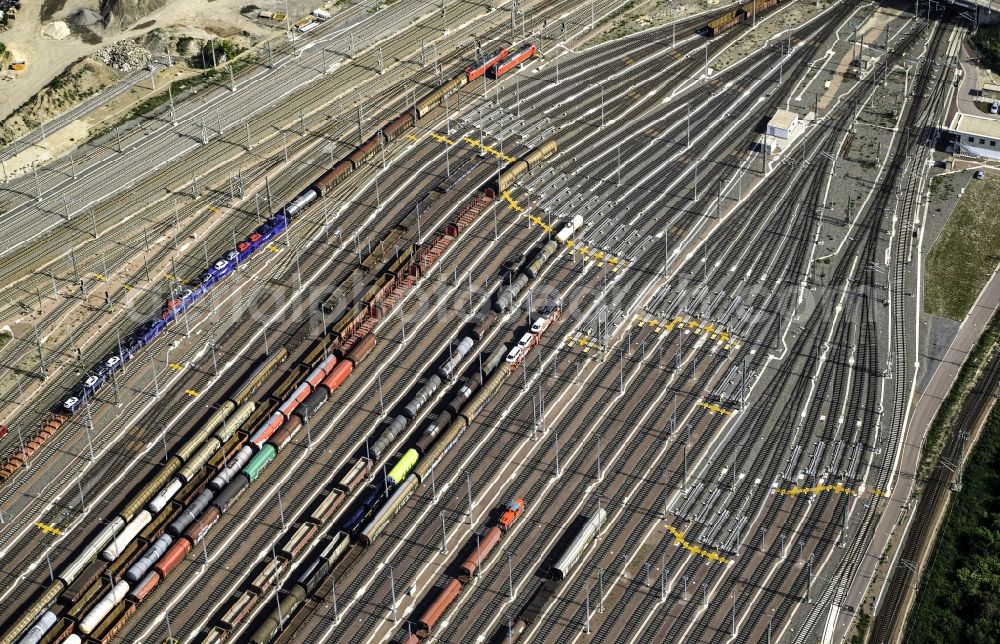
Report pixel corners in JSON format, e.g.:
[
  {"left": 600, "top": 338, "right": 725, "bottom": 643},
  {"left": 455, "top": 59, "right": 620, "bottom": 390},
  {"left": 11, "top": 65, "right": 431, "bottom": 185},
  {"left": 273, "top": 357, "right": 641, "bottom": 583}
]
[{"left": 91, "top": 40, "right": 150, "bottom": 72}]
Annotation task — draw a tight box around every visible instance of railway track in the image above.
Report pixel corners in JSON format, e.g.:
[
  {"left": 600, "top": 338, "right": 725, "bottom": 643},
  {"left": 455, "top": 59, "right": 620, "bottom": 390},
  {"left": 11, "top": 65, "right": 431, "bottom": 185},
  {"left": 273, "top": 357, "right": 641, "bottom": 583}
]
[
  {"left": 701, "top": 19, "right": 954, "bottom": 643},
  {"left": 576, "top": 6, "right": 932, "bottom": 640},
  {"left": 869, "top": 352, "right": 1000, "bottom": 643},
  {"left": 0, "top": 1, "right": 964, "bottom": 642}
]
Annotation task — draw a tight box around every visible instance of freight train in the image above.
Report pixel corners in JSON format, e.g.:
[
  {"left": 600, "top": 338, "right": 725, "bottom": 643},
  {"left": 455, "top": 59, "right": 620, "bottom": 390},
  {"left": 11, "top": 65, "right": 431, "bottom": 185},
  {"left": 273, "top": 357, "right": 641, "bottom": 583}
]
[
  {"left": 247, "top": 295, "right": 565, "bottom": 644},
  {"left": 706, "top": 0, "right": 782, "bottom": 37},
  {"left": 414, "top": 40, "right": 538, "bottom": 119},
  {"left": 10, "top": 335, "right": 377, "bottom": 644},
  {"left": 403, "top": 499, "right": 526, "bottom": 643},
  {"left": 492, "top": 212, "right": 580, "bottom": 316},
  {"left": 2, "top": 44, "right": 558, "bottom": 644},
  {"left": 52, "top": 39, "right": 542, "bottom": 420}
]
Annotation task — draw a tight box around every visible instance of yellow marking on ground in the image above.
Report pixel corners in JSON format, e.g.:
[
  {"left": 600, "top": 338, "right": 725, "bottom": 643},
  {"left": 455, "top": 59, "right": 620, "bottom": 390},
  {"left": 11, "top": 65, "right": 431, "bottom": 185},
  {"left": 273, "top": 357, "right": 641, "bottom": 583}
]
[
  {"left": 529, "top": 214, "right": 553, "bottom": 233},
  {"left": 267, "top": 244, "right": 281, "bottom": 254},
  {"left": 165, "top": 273, "right": 191, "bottom": 285},
  {"left": 776, "top": 483, "right": 856, "bottom": 497},
  {"left": 461, "top": 136, "right": 516, "bottom": 163},
  {"left": 871, "top": 489, "right": 887, "bottom": 498},
  {"left": 184, "top": 389, "right": 199, "bottom": 398},
  {"left": 406, "top": 134, "right": 418, "bottom": 141},
  {"left": 666, "top": 525, "right": 730, "bottom": 564},
  {"left": 563, "top": 240, "right": 626, "bottom": 267},
  {"left": 122, "top": 284, "right": 134, "bottom": 291},
  {"left": 429, "top": 131, "right": 455, "bottom": 146},
  {"left": 501, "top": 191, "right": 526, "bottom": 213},
  {"left": 168, "top": 363, "right": 183, "bottom": 371},
  {"left": 93, "top": 273, "right": 106, "bottom": 282},
  {"left": 207, "top": 206, "right": 220, "bottom": 214},
  {"left": 670, "top": 316, "right": 737, "bottom": 347},
  {"left": 698, "top": 401, "right": 733, "bottom": 416},
  {"left": 35, "top": 522, "right": 63, "bottom": 536}
]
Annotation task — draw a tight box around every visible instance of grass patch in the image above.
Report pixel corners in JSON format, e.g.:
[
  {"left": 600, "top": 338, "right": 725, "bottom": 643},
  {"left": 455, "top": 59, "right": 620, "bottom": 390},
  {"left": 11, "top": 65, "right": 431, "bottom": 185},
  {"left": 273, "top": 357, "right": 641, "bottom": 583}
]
[
  {"left": 906, "top": 363, "right": 1000, "bottom": 643},
  {"left": 917, "top": 310, "right": 1000, "bottom": 482},
  {"left": 194, "top": 39, "right": 245, "bottom": 69},
  {"left": 124, "top": 56, "right": 254, "bottom": 124},
  {"left": 928, "top": 175, "right": 955, "bottom": 200},
  {"left": 0, "top": 331, "right": 10, "bottom": 351},
  {"left": 924, "top": 174, "right": 1000, "bottom": 321},
  {"left": 849, "top": 609, "right": 870, "bottom": 644}
]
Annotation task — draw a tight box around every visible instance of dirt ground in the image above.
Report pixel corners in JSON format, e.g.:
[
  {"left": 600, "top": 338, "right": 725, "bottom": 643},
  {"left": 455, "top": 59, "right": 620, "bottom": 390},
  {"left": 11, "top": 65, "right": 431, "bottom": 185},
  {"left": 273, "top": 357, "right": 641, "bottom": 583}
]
[
  {"left": 816, "top": 2, "right": 908, "bottom": 111},
  {"left": 589, "top": 0, "right": 723, "bottom": 46},
  {"left": 713, "top": 0, "right": 829, "bottom": 70},
  {"left": 0, "top": 0, "right": 326, "bottom": 123}
]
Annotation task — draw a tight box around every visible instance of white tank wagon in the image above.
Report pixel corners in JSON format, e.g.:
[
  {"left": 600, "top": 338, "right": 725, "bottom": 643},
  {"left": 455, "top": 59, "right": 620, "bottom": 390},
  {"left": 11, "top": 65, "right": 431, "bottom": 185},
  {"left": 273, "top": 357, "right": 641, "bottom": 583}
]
[{"left": 551, "top": 508, "right": 607, "bottom": 581}]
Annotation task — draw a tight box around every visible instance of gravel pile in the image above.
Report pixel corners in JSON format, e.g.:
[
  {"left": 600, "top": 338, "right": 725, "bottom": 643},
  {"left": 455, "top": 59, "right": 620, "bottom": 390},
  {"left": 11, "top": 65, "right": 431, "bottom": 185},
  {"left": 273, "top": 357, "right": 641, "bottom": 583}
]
[
  {"left": 67, "top": 8, "right": 104, "bottom": 26},
  {"left": 40, "top": 20, "right": 72, "bottom": 39},
  {"left": 92, "top": 40, "right": 151, "bottom": 72}
]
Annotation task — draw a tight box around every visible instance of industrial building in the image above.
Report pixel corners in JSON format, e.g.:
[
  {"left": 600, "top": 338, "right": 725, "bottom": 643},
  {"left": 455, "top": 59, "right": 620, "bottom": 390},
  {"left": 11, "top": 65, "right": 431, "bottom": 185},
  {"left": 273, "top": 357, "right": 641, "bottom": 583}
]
[{"left": 949, "top": 112, "right": 1000, "bottom": 159}]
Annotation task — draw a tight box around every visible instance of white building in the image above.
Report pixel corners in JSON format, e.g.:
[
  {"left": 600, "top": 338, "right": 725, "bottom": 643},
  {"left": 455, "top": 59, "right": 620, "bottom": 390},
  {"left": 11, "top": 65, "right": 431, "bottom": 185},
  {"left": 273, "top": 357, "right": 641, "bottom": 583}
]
[
  {"left": 950, "top": 112, "right": 1000, "bottom": 160},
  {"left": 766, "top": 110, "right": 800, "bottom": 141}
]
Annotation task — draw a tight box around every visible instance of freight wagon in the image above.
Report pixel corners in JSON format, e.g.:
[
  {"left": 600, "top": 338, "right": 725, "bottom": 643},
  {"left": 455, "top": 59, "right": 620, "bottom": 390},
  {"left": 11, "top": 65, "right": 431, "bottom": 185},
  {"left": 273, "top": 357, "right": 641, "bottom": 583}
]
[
  {"left": 4, "top": 79, "right": 563, "bottom": 644},
  {"left": 706, "top": 0, "right": 781, "bottom": 36}
]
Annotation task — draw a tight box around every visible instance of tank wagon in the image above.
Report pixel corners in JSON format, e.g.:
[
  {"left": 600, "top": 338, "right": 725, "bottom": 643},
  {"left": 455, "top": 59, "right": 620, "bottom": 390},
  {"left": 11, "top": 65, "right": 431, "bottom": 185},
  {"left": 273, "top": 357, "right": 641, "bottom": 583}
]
[
  {"left": 1, "top": 45, "right": 561, "bottom": 644},
  {"left": 250, "top": 298, "right": 562, "bottom": 642}
]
